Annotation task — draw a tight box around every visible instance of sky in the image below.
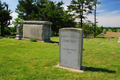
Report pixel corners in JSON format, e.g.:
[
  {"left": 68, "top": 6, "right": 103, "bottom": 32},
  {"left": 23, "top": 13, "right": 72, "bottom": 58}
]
[{"left": 1, "top": 0, "right": 120, "bottom": 27}]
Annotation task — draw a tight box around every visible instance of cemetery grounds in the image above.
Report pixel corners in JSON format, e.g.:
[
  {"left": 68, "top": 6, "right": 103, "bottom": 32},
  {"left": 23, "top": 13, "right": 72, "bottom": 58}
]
[{"left": 0, "top": 37, "right": 120, "bottom": 80}]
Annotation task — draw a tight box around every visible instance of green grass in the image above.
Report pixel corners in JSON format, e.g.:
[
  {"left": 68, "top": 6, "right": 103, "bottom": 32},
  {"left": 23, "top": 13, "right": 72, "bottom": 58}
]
[{"left": 0, "top": 37, "right": 120, "bottom": 80}]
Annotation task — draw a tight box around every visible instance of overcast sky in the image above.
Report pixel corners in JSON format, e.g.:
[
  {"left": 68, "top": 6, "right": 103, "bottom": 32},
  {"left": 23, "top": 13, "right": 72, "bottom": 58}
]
[{"left": 2, "top": 0, "right": 120, "bottom": 27}]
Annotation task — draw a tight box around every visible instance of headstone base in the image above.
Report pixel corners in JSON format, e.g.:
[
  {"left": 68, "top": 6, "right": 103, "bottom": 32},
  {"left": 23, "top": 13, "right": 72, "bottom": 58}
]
[
  {"left": 22, "top": 38, "right": 52, "bottom": 42},
  {"left": 21, "top": 38, "right": 30, "bottom": 40},
  {"left": 55, "top": 64, "right": 86, "bottom": 73},
  {"left": 15, "top": 35, "right": 22, "bottom": 40}
]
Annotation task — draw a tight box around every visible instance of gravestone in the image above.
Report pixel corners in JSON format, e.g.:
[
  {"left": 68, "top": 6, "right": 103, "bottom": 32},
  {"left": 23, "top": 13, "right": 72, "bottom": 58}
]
[
  {"left": 23, "top": 21, "right": 52, "bottom": 42},
  {"left": 106, "top": 37, "right": 111, "bottom": 41},
  {"left": 87, "top": 35, "right": 90, "bottom": 39},
  {"left": 106, "top": 39, "right": 109, "bottom": 41},
  {"left": 118, "top": 37, "right": 120, "bottom": 43},
  {"left": 0, "top": 36, "right": 2, "bottom": 39},
  {"left": 59, "top": 28, "right": 84, "bottom": 70},
  {"left": 15, "top": 24, "right": 22, "bottom": 40}
]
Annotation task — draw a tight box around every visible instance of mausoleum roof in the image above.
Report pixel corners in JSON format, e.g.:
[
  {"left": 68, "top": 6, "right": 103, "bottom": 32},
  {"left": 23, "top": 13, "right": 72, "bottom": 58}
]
[{"left": 23, "top": 21, "right": 52, "bottom": 25}]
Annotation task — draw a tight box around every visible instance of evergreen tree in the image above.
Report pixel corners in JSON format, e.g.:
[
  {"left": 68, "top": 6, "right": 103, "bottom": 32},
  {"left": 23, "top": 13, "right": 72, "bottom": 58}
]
[
  {"left": 67, "top": 0, "right": 95, "bottom": 28},
  {"left": 45, "top": 1, "right": 76, "bottom": 35},
  {"left": 0, "top": 1, "right": 12, "bottom": 36},
  {"left": 93, "top": 0, "right": 100, "bottom": 37},
  {"left": 16, "top": 0, "right": 35, "bottom": 20}
]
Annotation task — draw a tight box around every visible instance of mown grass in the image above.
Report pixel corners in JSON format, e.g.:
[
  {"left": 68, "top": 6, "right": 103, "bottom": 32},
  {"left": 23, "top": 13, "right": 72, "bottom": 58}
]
[{"left": 0, "top": 37, "right": 120, "bottom": 80}]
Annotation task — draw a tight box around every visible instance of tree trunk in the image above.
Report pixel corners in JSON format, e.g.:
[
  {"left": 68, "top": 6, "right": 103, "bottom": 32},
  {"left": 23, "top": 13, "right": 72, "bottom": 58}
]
[
  {"left": 1, "top": 22, "right": 5, "bottom": 37},
  {"left": 94, "top": 3, "right": 96, "bottom": 38},
  {"left": 80, "top": 3, "right": 83, "bottom": 28},
  {"left": 80, "top": 15, "right": 82, "bottom": 28}
]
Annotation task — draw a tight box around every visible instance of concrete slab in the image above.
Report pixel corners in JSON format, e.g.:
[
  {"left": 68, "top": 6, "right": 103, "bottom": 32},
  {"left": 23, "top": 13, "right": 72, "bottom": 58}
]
[{"left": 55, "top": 64, "right": 86, "bottom": 73}]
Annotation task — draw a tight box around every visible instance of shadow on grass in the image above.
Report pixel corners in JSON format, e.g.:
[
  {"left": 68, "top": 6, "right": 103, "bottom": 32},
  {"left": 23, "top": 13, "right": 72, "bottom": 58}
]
[
  {"left": 85, "top": 67, "right": 116, "bottom": 73},
  {"left": 83, "top": 37, "right": 106, "bottom": 38},
  {"left": 51, "top": 41, "right": 59, "bottom": 43},
  {"left": 44, "top": 41, "right": 59, "bottom": 45}
]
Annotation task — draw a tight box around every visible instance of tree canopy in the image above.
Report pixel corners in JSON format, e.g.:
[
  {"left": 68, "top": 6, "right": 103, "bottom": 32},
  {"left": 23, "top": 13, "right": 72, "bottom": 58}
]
[
  {"left": 0, "top": 1, "right": 12, "bottom": 36},
  {"left": 16, "top": 0, "right": 76, "bottom": 35}
]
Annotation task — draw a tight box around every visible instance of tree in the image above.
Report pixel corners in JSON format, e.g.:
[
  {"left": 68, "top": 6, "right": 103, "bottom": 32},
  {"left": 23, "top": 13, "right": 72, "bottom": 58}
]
[
  {"left": 0, "top": 1, "right": 12, "bottom": 36},
  {"left": 16, "top": 0, "right": 35, "bottom": 20},
  {"left": 82, "top": 22, "right": 91, "bottom": 37},
  {"left": 16, "top": 0, "right": 76, "bottom": 35},
  {"left": 45, "top": 1, "right": 76, "bottom": 35},
  {"left": 67, "top": 0, "right": 95, "bottom": 28},
  {"left": 12, "top": 18, "right": 23, "bottom": 32},
  {"left": 16, "top": 0, "right": 51, "bottom": 20},
  {"left": 76, "top": 22, "right": 103, "bottom": 37},
  {"left": 93, "top": 0, "right": 100, "bottom": 37}
]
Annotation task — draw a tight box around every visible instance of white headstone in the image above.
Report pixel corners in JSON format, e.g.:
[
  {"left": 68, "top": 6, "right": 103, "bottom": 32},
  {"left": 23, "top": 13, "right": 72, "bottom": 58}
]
[{"left": 59, "top": 28, "right": 84, "bottom": 70}]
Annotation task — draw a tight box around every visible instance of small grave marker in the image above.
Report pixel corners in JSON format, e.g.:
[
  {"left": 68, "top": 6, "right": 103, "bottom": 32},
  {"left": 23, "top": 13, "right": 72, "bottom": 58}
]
[
  {"left": 106, "top": 39, "right": 109, "bottom": 41},
  {"left": 0, "top": 36, "right": 2, "bottom": 39},
  {"left": 118, "top": 37, "right": 120, "bottom": 43},
  {"left": 15, "top": 24, "right": 22, "bottom": 40}
]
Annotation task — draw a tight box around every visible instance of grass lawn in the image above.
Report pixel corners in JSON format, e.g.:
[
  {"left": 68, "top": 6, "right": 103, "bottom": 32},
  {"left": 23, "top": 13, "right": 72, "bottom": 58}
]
[{"left": 0, "top": 37, "right": 120, "bottom": 80}]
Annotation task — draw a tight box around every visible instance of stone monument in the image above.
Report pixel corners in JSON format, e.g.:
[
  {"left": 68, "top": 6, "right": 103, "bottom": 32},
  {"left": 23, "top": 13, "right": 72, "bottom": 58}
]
[
  {"left": 118, "top": 37, "right": 120, "bottom": 43},
  {"left": 23, "top": 21, "right": 52, "bottom": 42},
  {"left": 57, "top": 28, "right": 85, "bottom": 72},
  {"left": 15, "top": 24, "right": 22, "bottom": 40}
]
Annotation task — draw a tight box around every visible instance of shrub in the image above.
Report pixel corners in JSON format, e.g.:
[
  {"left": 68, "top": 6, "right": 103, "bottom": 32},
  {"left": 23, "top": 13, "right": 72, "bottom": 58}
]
[
  {"left": 4, "top": 27, "right": 11, "bottom": 35},
  {"left": 117, "top": 29, "right": 120, "bottom": 32},
  {"left": 30, "top": 38, "right": 37, "bottom": 42},
  {"left": 103, "top": 29, "right": 107, "bottom": 34}
]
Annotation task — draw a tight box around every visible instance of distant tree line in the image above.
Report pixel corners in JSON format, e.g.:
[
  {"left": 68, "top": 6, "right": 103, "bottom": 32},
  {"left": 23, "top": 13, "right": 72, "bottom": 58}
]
[
  {"left": 75, "top": 22, "right": 103, "bottom": 37},
  {"left": 103, "top": 27, "right": 120, "bottom": 33}
]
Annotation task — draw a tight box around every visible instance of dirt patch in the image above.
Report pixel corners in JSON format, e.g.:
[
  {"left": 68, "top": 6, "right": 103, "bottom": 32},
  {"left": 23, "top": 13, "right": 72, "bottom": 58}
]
[
  {"left": 110, "top": 52, "right": 116, "bottom": 54},
  {"left": 100, "top": 32, "right": 120, "bottom": 38}
]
